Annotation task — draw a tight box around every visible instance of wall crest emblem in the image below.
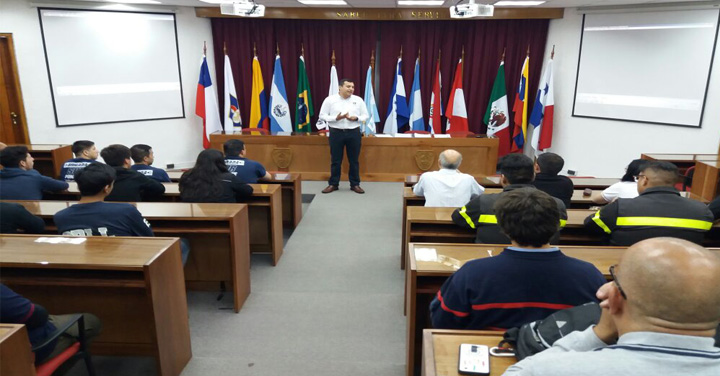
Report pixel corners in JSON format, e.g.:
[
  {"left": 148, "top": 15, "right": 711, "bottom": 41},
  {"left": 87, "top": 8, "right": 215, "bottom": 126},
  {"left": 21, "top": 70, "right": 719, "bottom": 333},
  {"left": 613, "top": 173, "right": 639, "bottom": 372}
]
[
  {"left": 271, "top": 148, "right": 293, "bottom": 169},
  {"left": 414, "top": 151, "right": 435, "bottom": 171}
]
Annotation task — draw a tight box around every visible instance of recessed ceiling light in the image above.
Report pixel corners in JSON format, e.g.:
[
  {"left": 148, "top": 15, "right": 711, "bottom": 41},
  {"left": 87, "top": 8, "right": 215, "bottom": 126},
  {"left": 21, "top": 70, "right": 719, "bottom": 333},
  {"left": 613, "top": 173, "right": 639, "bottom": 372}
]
[
  {"left": 494, "top": 1, "right": 546, "bottom": 5},
  {"left": 298, "top": 0, "right": 348, "bottom": 5},
  {"left": 104, "top": 0, "right": 161, "bottom": 3},
  {"left": 398, "top": 1, "right": 445, "bottom": 5},
  {"left": 199, "top": 0, "right": 232, "bottom": 4}
]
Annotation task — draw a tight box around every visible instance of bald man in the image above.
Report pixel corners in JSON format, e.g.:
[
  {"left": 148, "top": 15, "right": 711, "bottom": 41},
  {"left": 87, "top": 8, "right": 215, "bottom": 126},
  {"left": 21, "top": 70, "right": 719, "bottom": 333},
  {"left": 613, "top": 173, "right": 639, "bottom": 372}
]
[
  {"left": 503, "top": 237, "right": 720, "bottom": 375},
  {"left": 584, "top": 161, "right": 713, "bottom": 246},
  {"left": 412, "top": 149, "right": 484, "bottom": 207}
]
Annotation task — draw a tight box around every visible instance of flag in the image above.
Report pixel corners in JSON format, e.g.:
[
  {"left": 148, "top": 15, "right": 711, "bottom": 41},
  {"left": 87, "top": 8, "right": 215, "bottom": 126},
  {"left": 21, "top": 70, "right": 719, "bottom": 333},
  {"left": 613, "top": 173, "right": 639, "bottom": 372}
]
[
  {"left": 408, "top": 57, "right": 425, "bottom": 132},
  {"left": 295, "top": 55, "right": 313, "bottom": 133},
  {"left": 363, "top": 64, "right": 380, "bottom": 135},
  {"left": 269, "top": 55, "right": 292, "bottom": 133},
  {"left": 317, "top": 65, "right": 339, "bottom": 130},
  {"left": 383, "top": 57, "right": 409, "bottom": 135},
  {"left": 250, "top": 56, "right": 269, "bottom": 131},
  {"left": 223, "top": 54, "right": 242, "bottom": 134},
  {"left": 429, "top": 57, "right": 443, "bottom": 134},
  {"left": 512, "top": 55, "right": 529, "bottom": 152},
  {"left": 529, "top": 59, "right": 554, "bottom": 156},
  {"left": 446, "top": 58, "right": 468, "bottom": 133},
  {"left": 484, "top": 61, "right": 511, "bottom": 157},
  {"left": 196, "top": 54, "right": 222, "bottom": 148}
]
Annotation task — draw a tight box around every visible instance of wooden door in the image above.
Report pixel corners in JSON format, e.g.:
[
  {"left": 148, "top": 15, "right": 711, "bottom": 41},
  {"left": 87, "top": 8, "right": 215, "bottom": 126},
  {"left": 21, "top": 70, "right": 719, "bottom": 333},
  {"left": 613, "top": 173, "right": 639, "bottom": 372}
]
[{"left": 0, "top": 33, "right": 30, "bottom": 144}]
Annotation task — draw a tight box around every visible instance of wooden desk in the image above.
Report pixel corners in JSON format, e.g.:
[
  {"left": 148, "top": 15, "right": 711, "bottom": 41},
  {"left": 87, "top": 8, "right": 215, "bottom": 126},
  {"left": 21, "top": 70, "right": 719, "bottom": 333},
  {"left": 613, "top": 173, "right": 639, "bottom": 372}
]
[
  {"left": 0, "top": 324, "right": 36, "bottom": 376},
  {"left": 4, "top": 201, "right": 251, "bottom": 313},
  {"left": 167, "top": 171, "right": 303, "bottom": 228},
  {"left": 422, "top": 329, "right": 514, "bottom": 376},
  {"left": 691, "top": 160, "right": 720, "bottom": 201},
  {"left": 51, "top": 182, "right": 284, "bottom": 266},
  {"left": 11, "top": 144, "right": 72, "bottom": 179},
  {"left": 642, "top": 153, "right": 718, "bottom": 172},
  {"left": 0, "top": 235, "right": 192, "bottom": 376},
  {"left": 209, "top": 134, "right": 499, "bottom": 181}
]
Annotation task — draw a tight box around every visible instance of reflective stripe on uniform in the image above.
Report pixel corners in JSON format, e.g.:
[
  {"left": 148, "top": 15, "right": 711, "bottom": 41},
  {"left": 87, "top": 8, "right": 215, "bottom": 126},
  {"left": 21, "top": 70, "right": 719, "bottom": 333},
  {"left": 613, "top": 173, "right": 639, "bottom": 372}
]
[
  {"left": 616, "top": 216, "right": 713, "bottom": 230},
  {"left": 458, "top": 206, "right": 476, "bottom": 229},
  {"left": 592, "top": 210, "right": 612, "bottom": 234},
  {"left": 560, "top": 219, "right": 567, "bottom": 228},
  {"left": 478, "top": 215, "right": 498, "bottom": 224}
]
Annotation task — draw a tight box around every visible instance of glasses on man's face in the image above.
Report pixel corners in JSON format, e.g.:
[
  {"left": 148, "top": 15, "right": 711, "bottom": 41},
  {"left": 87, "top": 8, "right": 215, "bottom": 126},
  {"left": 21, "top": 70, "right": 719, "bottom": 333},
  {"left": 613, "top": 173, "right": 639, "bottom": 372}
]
[
  {"left": 609, "top": 264, "right": 627, "bottom": 299},
  {"left": 633, "top": 174, "right": 646, "bottom": 182}
]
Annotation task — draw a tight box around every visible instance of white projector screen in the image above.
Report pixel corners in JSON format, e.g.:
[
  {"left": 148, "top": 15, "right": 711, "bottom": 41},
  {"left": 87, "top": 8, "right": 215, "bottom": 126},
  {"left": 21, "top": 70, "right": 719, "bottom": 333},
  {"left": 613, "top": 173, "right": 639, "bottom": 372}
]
[
  {"left": 39, "top": 8, "right": 185, "bottom": 127},
  {"left": 573, "top": 10, "right": 720, "bottom": 127}
]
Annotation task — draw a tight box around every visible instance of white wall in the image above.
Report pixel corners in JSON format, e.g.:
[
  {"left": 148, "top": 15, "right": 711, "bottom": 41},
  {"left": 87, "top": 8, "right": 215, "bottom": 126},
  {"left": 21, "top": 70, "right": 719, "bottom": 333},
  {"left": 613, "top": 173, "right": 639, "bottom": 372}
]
[
  {"left": 0, "top": 0, "right": 216, "bottom": 169},
  {"left": 545, "top": 8, "right": 720, "bottom": 177}
]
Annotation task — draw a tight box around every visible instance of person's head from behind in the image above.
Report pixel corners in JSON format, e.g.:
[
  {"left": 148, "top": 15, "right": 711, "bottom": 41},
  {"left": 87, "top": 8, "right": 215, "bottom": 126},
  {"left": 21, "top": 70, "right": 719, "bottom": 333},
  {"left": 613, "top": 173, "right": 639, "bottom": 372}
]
[
  {"left": 535, "top": 153, "right": 564, "bottom": 176},
  {"left": 223, "top": 139, "right": 246, "bottom": 158},
  {"left": 130, "top": 144, "right": 155, "bottom": 166},
  {"left": 636, "top": 161, "right": 679, "bottom": 193},
  {"left": 74, "top": 162, "right": 116, "bottom": 197},
  {"left": 498, "top": 154, "right": 535, "bottom": 186},
  {"left": 180, "top": 149, "right": 228, "bottom": 200},
  {"left": 620, "top": 159, "right": 649, "bottom": 182},
  {"left": 100, "top": 144, "right": 132, "bottom": 168},
  {"left": 438, "top": 149, "right": 462, "bottom": 170},
  {"left": 0, "top": 146, "right": 33, "bottom": 170},
  {"left": 338, "top": 79, "right": 354, "bottom": 98},
  {"left": 494, "top": 188, "right": 559, "bottom": 248},
  {"left": 192, "top": 149, "right": 228, "bottom": 174},
  {"left": 72, "top": 140, "right": 98, "bottom": 160},
  {"left": 604, "top": 237, "right": 720, "bottom": 337}
]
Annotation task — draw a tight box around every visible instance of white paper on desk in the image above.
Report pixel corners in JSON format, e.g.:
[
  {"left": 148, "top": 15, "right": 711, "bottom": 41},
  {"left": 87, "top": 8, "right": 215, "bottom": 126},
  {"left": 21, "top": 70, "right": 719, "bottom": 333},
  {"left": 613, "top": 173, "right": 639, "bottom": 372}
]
[
  {"left": 274, "top": 173, "right": 289, "bottom": 180},
  {"left": 35, "top": 237, "right": 87, "bottom": 244},
  {"left": 374, "top": 134, "right": 393, "bottom": 138},
  {"left": 414, "top": 133, "right": 432, "bottom": 138},
  {"left": 394, "top": 133, "right": 413, "bottom": 138},
  {"left": 414, "top": 247, "right": 438, "bottom": 262},
  {"left": 434, "top": 134, "right": 451, "bottom": 138}
]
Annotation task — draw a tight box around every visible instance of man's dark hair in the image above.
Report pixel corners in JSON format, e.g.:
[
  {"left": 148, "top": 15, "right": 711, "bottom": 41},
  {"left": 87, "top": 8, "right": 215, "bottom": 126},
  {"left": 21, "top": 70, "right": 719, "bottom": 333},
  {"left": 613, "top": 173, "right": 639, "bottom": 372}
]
[
  {"left": 223, "top": 139, "right": 245, "bottom": 157},
  {"left": 100, "top": 144, "right": 131, "bottom": 167},
  {"left": 130, "top": 144, "right": 152, "bottom": 163},
  {"left": 339, "top": 78, "right": 354, "bottom": 87},
  {"left": 74, "top": 162, "right": 116, "bottom": 196},
  {"left": 621, "top": 159, "right": 649, "bottom": 182},
  {"left": 498, "top": 154, "right": 535, "bottom": 184},
  {"left": 536, "top": 153, "right": 564, "bottom": 176},
  {"left": 642, "top": 161, "right": 680, "bottom": 186},
  {"left": 494, "top": 188, "right": 560, "bottom": 247},
  {"left": 71, "top": 140, "right": 95, "bottom": 156},
  {"left": 0, "top": 146, "right": 28, "bottom": 168}
]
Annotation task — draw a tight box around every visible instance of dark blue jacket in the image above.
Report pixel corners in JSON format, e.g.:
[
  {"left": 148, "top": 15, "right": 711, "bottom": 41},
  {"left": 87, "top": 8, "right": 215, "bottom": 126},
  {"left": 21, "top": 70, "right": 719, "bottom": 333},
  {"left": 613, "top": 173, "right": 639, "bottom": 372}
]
[
  {"left": 0, "top": 284, "right": 57, "bottom": 362},
  {"left": 54, "top": 201, "right": 154, "bottom": 237},
  {"left": 131, "top": 164, "right": 171, "bottom": 182},
  {"left": 59, "top": 158, "right": 93, "bottom": 181},
  {"left": 224, "top": 157, "right": 267, "bottom": 184},
  {"left": 0, "top": 168, "right": 69, "bottom": 200}
]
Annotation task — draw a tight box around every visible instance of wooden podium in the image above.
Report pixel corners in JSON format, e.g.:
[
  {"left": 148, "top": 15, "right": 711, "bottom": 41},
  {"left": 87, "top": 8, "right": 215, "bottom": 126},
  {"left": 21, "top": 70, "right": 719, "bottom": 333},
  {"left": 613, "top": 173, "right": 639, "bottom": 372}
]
[{"left": 209, "top": 134, "right": 499, "bottom": 181}]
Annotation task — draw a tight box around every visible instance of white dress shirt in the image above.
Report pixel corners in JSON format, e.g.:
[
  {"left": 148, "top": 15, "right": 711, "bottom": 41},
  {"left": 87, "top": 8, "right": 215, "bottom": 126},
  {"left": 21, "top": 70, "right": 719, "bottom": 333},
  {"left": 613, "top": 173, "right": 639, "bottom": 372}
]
[
  {"left": 318, "top": 94, "right": 369, "bottom": 130},
  {"left": 413, "top": 168, "right": 485, "bottom": 207},
  {"left": 601, "top": 181, "right": 639, "bottom": 202}
]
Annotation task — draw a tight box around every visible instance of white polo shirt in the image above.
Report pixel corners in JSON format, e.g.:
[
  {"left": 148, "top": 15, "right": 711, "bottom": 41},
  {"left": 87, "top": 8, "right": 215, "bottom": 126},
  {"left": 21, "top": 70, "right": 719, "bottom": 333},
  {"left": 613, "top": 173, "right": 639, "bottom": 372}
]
[{"left": 413, "top": 169, "right": 485, "bottom": 207}]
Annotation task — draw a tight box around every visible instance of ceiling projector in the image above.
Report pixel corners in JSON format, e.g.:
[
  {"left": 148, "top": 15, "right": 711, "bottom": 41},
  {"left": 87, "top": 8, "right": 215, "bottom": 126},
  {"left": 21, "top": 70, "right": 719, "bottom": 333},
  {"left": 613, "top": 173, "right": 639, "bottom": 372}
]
[
  {"left": 450, "top": 0, "right": 494, "bottom": 18},
  {"left": 220, "top": 1, "right": 266, "bottom": 17}
]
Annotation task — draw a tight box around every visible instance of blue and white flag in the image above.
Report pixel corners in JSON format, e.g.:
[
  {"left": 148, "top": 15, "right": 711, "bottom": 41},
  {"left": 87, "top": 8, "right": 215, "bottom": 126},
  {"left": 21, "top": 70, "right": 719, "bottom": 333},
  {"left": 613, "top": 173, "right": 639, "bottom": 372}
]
[
  {"left": 383, "top": 57, "right": 409, "bottom": 135},
  {"left": 363, "top": 65, "right": 380, "bottom": 135},
  {"left": 269, "top": 55, "right": 292, "bottom": 133},
  {"left": 223, "top": 54, "right": 242, "bottom": 134},
  {"left": 316, "top": 65, "right": 339, "bottom": 131},
  {"left": 408, "top": 57, "right": 425, "bottom": 132}
]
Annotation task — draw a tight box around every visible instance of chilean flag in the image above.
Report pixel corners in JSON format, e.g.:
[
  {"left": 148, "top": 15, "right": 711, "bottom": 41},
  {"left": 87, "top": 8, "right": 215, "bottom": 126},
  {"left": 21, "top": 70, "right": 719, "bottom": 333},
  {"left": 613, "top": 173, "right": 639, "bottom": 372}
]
[
  {"left": 428, "top": 58, "right": 443, "bottom": 134},
  {"left": 529, "top": 59, "right": 554, "bottom": 156},
  {"left": 196, "top": 54, "right": 223, "bottom": 148},
  {"left": 446, "top": 58, "right": 468, "bottom": 133}
]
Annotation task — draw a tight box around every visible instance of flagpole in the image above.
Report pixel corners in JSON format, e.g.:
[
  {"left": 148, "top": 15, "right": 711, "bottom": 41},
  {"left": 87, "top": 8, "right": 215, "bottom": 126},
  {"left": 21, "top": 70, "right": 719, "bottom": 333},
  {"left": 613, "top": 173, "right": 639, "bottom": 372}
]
[
  {"left": 253, "top": 42, "right": 257, "bottom": 57},
  {"left": 203, "top": 41, "right": 207, "bottom": 56},
  {"left": 331, "top": 50, "right": 335, "bottom": 66},
  {"left": 501, "top": 47, "right": 505, "bottom": 63},
  {"left": 551, "top": 45, "right": 555, "bottom": 59}
]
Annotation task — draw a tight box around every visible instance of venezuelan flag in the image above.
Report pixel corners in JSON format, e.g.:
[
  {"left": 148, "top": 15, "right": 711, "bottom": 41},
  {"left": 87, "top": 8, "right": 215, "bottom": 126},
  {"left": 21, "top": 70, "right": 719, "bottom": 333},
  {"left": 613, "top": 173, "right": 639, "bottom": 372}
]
[
  {"left": 250, "top": 56, "right": 269, "bottom": 131},
  {"left": 511, "top": 55, "right": 529, "bottom": 152}
]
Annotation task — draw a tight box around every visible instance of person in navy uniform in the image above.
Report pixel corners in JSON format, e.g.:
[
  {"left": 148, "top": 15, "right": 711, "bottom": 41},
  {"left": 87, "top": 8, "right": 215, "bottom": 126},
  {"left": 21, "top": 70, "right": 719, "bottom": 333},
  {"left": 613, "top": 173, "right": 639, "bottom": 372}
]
[
  {"left": 0, "top": 146, "right": 68, "bottom": 200},
  {"left": 223, "top": 139, "right": 271, "bottom": 184},
  {"left": 130, "top": 144, "right": 171, "bottom": 182},
  {"left": 58, "top": 140, "right": 98, "bottom": 181}
]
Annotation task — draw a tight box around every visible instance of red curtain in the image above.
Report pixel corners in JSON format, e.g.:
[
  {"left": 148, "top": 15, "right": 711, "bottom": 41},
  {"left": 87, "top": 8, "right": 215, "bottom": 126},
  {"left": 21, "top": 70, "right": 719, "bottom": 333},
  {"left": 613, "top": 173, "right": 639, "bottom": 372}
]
[{"left": 211, "top": 18, "right": 548, "bottom": 134}]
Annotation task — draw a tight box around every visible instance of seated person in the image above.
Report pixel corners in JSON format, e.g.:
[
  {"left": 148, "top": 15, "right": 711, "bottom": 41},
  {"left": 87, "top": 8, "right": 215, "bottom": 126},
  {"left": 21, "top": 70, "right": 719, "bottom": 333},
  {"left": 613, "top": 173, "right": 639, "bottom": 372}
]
[
  {"left": 0, "top": 202, "right": 45, "bottom": 234},
  {"left": 130, "top": 144, "right": 171, "bottom": 182},
  {"left": 54, "top": 162, "right": 188, "bottom": 264},
  {"left": 0, "top": 146, "right": 69, "bottom": 200},
  {"left": 100, "top": 144, "right": 165, "bottom": 202},
  {"left": 585, "top": 161, "right": 713, "bottom": 246},
  {"left": 592, "top": 159, "right": 648, "bottom": 204},
  {"left": 59, "top": 140, "right": 98, "bottom": 181},
  {"left": 502, "top": 237, "right": 720, "bottom": 376},
  {"left": 431, "top": 188, "right": 605, "bottom": 330},
  {"left": 412, "top": 149, "right": 484, "bottom": 207},
  {"left": 180, "top": 149, "right": 253, "bottom": 203},
  {"left": 451, "top": 154, "right": 567, "bottom": 244},
  {"left": 531, "top": 152, "right": 573, "bottom": 208},
  {"left": 0, "top": 283, "right": 101, "bottom": 365},
  {"left": 223, "top": 139, "right": 271, "bottom": 183}
]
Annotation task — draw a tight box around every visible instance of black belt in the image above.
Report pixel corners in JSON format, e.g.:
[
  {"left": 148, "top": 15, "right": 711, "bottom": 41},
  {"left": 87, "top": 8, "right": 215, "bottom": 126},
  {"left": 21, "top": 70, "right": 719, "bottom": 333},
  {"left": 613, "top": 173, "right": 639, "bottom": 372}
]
[{"left": 330, "top": 127, "right": 360, "bottom": 132}]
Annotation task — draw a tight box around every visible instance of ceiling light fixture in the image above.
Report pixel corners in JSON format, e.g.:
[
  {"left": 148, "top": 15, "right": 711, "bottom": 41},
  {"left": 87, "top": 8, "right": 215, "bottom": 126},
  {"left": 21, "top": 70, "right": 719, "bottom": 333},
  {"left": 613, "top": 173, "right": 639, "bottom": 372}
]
[
  {"left": 398, "top": 1, "right": 445, "bottom": 5},
  {"left": 494, "top": 1, "right": 546, "bottom": 6},
  {"left": 298, "top": 0, "right": 348, "bottom": 5}
]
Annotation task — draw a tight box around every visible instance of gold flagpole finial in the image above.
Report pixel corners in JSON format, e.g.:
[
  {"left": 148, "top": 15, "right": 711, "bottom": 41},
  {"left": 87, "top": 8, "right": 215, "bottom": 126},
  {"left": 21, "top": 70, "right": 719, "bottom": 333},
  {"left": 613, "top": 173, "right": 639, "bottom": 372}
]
[
  {"left": 501, "top": 47, "right": 506, "bottom": 62},
  {"left": 551, "top": 45, "right": 555, "bottom": 59},
  {"left": 331, "top": 50, "right": 336, "bottom": 66},
  {"left": 253, "top": 43, "right": 257, "bottom": 57}
]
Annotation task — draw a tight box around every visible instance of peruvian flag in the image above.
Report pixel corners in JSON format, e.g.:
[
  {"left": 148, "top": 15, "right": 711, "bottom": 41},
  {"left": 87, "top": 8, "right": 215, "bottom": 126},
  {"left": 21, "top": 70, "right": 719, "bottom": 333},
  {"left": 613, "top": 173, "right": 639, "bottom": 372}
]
[
  {"left": 446, "top": 58, "right": 468, "bottom": 133},
  {"left": 428, "top": 58, "right": 443, "bottom": 134},
  {"left": 529, "top": 59, "right": 554, "bottom": 156},
  {"left": 196, "top": 54, "right": 222, "bottom": 148}
]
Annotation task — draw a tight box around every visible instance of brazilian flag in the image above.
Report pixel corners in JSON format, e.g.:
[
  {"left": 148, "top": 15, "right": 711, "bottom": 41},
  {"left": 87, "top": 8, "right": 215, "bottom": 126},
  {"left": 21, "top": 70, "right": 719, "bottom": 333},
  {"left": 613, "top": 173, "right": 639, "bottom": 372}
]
[{"left": 295, "top": 56, "right": 313, "bottom": 132}]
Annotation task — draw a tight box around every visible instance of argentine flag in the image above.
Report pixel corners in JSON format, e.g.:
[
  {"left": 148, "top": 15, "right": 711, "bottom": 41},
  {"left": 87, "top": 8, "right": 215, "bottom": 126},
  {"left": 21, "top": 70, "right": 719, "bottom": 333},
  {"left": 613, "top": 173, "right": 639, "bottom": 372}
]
[
  {"left": 269, "top": 55, "right": 292, "bottom": 133},
  {"left": 408, "top": 57, "right": 425, "bottom": 132},
  {"left": 363, "top": 65, "right": 380, "bottom": 135},
  {"left": 384, "top": 58, "right": 409, "bottom": 135}
]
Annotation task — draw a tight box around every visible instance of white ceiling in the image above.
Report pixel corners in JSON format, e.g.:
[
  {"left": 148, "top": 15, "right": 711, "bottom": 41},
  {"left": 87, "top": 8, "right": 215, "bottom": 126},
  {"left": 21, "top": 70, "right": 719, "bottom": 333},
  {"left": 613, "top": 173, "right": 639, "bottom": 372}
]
[{"left": 67, "top": 0, "right": 717, "bottom": 9}]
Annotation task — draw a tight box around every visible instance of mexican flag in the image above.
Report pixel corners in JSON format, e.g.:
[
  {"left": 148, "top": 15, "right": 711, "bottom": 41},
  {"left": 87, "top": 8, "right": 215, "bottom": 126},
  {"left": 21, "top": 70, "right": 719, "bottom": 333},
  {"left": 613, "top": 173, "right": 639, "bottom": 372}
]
[{"left": 484, "top": 61, "right": 511, "bottom": 157}]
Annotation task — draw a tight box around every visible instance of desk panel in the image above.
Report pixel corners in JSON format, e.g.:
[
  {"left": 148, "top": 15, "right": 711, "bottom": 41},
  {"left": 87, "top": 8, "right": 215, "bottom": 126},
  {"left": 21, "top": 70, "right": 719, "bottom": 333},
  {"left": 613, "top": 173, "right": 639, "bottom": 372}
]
[{"left": 0, "top": 324, "right": 36, "bottom": 376}]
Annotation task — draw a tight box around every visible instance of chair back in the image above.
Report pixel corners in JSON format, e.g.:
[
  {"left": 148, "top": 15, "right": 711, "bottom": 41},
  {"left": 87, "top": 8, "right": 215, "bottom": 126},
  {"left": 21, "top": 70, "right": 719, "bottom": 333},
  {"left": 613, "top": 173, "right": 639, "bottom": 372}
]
[{"left": 240, "top": 128, "right": 269, "bottom": 135}]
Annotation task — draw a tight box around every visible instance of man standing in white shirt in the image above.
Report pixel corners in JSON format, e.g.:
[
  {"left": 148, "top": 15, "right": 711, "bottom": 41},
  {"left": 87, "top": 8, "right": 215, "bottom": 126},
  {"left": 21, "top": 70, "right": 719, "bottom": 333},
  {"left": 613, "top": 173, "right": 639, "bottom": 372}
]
[
  {"left": 318, "top": 79, "right": 369, "bottom": 194},
  {"left": 413, "top": 149, "right": 484, "bottom": 207}
]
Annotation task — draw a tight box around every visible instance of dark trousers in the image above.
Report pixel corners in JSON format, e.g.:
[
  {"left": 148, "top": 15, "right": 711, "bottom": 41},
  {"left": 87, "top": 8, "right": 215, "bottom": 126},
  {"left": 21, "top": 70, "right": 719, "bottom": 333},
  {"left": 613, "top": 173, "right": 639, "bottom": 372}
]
[{"left": 328, "top": 127, "right": 361, "bottom": 187}]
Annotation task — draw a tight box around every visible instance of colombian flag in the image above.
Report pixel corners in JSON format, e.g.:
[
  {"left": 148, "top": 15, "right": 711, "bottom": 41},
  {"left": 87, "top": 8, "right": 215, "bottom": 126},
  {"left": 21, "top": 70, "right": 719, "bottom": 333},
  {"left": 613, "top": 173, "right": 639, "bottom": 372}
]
[
  {"left": 250, "top": 56, "right": 269, "bottom": 131},
  {"left": 511, "top": 55, "right": 529, "bottom": 152}
]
